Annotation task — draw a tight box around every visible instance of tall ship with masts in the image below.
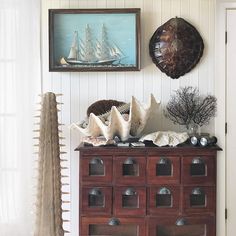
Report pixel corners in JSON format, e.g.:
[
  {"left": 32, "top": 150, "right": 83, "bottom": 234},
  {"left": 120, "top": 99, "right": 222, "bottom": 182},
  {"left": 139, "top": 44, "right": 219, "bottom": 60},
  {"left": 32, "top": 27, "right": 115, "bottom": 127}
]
[{"left": 62, "top": 24, "right": 125, "bottom": 66}]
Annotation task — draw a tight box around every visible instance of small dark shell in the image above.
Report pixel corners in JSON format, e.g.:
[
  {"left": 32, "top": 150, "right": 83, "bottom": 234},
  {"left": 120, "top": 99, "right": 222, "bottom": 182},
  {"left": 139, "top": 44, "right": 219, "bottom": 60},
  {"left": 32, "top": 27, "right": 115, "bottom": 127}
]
[
  {"left": 87, "top": 100, "right": 126, "bottom": 117},
  {"left": 149, "top": 17, "right": 204, "bottom": 79}
]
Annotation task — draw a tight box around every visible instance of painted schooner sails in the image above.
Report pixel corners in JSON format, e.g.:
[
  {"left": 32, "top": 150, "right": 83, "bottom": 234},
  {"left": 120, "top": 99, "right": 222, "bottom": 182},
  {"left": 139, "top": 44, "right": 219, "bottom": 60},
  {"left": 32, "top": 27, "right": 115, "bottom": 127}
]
[{"left": 65, "top": 24, "right": 125, "bottom": 65}]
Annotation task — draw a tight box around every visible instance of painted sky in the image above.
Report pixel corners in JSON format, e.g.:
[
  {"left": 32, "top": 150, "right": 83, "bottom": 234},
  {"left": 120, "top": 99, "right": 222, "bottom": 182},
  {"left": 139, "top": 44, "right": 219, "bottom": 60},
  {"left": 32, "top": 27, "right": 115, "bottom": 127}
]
[{"left": 53, "top": 13, "right": 137, "bottom": 65}]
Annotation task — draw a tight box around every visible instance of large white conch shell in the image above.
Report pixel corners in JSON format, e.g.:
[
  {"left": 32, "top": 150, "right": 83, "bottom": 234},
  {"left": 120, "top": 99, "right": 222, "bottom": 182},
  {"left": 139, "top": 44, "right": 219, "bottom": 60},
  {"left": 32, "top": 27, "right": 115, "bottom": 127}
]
[{"left": 71, "top": 94, "right": 161, "bottom": 141}]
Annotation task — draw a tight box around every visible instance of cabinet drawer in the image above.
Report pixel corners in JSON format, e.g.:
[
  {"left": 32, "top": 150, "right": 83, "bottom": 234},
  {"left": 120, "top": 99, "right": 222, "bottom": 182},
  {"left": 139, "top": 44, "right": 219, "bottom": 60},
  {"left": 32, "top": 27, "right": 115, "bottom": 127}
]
[
  {"left": 81, "top": 186, "right": 112, "bottom": 216},
  {"left": 114, "top": 156, "right": 146, "bottom": 185},
  {"left": 182, "top": 156, "right": 216, "bottom": 185},
  {"left": 183, "top": 186, "right": 215, "bottom": 214},
  {"left": 81, "top": 216, "right": 146, "bottom": 236},
  {"left": 114, "top": 186, "right": 146, "bottom": 216},
  {"left": 147, "top": 156, "right": 180, "bottom": 185},
  {"left": 148, "top": 216, "right": 215, "bottom": 236},
  {"left": 81, "top": 155, "right": 112, "bottom": 184},
  {"left": 148, "top": 186, "right": 180, "bottom": 215}
]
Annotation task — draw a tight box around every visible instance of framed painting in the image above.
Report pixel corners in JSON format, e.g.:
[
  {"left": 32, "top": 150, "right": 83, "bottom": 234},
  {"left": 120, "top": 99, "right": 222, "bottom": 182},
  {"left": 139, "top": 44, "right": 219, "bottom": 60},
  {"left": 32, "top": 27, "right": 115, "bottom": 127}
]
[{"left": 49, "top": 8, "right": 141, "bottom": 72}]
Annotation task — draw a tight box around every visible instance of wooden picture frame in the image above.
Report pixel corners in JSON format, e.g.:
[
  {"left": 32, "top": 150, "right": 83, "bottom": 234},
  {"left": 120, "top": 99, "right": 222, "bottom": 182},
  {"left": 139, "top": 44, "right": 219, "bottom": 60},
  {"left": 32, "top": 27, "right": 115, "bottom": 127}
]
[{"left": 49, "top": 8, "right": 141, "bottom": 72}]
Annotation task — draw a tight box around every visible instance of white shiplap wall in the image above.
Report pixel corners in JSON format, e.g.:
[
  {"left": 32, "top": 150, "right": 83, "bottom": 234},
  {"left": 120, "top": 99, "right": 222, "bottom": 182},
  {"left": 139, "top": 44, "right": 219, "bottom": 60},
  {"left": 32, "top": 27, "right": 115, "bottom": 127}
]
[{"left": 41, "top": 0, "right": 216, "bottom": 235}]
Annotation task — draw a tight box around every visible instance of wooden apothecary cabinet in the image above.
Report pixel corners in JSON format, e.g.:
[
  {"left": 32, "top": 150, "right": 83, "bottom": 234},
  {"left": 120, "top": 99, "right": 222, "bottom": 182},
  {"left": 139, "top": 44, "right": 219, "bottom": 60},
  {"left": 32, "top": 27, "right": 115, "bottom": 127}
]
[{"left": 76, "top": 143, "right": 221, "bottom": 236}]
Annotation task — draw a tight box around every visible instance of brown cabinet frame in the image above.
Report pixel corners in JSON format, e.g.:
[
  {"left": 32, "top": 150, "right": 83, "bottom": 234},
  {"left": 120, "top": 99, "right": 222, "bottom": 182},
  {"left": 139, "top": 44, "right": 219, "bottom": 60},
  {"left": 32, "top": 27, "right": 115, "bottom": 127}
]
[{"left": 77, "top": 144, "right": 221, "bottom": 236}]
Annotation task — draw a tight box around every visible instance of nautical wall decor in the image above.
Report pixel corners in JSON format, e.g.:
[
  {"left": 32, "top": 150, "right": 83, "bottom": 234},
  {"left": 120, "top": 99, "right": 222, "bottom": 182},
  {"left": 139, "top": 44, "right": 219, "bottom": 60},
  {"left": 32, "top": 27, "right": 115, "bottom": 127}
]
[
  {"left": 49, "top": 8, "right": 140, "bottom": 72},
  {"left": 149, "top": 17, "right": 204, "bottom": 79}
]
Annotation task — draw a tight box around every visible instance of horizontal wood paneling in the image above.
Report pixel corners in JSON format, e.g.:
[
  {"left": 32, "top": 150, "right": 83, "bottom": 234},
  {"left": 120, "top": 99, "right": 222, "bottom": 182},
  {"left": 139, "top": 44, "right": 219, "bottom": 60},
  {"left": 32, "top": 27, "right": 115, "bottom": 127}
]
[{"left": 41, "top": 0, "right": 216, "bottom": 235}]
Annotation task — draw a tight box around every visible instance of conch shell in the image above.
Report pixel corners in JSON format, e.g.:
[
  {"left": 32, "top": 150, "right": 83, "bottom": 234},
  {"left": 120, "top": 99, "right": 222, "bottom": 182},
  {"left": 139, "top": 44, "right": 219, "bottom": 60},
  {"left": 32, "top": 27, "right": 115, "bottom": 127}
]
[{"left": 71, "top": 94, "right": 160, "bottom": 141}]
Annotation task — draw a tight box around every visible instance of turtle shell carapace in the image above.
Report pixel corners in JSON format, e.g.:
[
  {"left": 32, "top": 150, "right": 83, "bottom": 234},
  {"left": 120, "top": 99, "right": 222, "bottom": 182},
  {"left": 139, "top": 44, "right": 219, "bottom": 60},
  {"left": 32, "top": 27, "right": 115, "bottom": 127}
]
[{"left": 149, "top": 17, "right": 204, "bottom": 79}]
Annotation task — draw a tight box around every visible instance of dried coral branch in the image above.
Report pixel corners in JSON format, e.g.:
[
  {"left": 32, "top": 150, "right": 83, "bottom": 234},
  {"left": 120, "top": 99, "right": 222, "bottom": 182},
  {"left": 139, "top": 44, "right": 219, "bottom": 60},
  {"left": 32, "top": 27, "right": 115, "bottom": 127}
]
[
  {"left": 164, "top": 87, "right": 198, "bottom": 127},
  {"left": 164, "top": 86, "right": 217, "bottom": 128},
  {"left": 193, "top": 95, "right": 217, "bottom": 126}
]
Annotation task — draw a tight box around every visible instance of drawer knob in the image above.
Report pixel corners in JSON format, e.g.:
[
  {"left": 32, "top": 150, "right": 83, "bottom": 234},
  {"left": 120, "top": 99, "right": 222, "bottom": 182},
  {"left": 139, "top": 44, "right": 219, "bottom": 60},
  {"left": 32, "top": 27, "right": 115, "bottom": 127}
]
[
  {"left": 123, "top": 187, "right": 136, "bottom": 196},
  {"left": 192, "top": 187, "right": 204, "bottom": 195},
  {"left": 158, "top": 157, "right": 170, "bottom": 164},
  {"left": 89, "top": 188, "right": 102, "bottom": 196},
  {"left": 192, "top": 157, "right": 204, "bottom": 164},
  {"left": 89, "top": 158, "right": 103, "bottom": 165},
  {"left": 158, "top": 187, "right": 171, "bottom": 195},
  {"left": 124, "top": 157, "right": 135, "bottom": 165},
  {"left": 108, "top": 218, "right": 120, "bottom": 226},
  {"left": 176, "top": 218, "right": 187, "bottom": 226}
]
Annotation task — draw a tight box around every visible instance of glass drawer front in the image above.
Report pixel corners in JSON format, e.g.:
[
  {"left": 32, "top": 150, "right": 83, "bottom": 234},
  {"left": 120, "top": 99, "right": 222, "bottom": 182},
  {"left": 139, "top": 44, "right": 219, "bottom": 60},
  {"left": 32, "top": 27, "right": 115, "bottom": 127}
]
[
  {"left": 147, "top": 156, "right": 180, "bottom": 185},
  {"left": 81, "top": 217, "right": 145, "bottom": 236},
  {"left": 81, "top": 187, "right": 112, "bottom": 215},
  {"left": 114, "top": 187, "right": 146, "bottom": 216},
  {"left": 182, "top": 156, "right": 216, "bottom": 185},
  {"left": 81, "top": 156, "right": 112, "bottom": 184},
  {"left": 149, "top": 216, "right": 215, "bottom": 236},
  {"left": 148, "top": 186, "right": 180, "bottom": 215},
  {"left": 183, "top": 186, "right": 215, "bottom": 214},
  {"left": 156, "top": 224, "right": 206, "bottom": 236},
  {"left": 114, "top": 156, "right": 146, "bottom": 185},
  {"left": 89, "top": 225, "right": 138, "bottom": 236}
]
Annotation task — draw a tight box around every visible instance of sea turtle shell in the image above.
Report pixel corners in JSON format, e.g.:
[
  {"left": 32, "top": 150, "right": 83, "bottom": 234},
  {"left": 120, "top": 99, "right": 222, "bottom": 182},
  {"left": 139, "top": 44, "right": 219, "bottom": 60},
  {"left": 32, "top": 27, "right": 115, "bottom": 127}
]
[{"left": 149, "top": 17, "right": 204, "bottom": 79}]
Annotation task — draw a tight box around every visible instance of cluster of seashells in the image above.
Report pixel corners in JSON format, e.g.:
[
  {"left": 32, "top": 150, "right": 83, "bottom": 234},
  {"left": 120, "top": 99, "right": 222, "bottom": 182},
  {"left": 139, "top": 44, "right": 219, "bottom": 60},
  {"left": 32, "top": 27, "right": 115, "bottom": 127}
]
[
  {"left": 71, "top": 94, "right": 161, "bottom": 141},
  {"left": 71, "top": 94, "right": 189, "bottom": 147}
]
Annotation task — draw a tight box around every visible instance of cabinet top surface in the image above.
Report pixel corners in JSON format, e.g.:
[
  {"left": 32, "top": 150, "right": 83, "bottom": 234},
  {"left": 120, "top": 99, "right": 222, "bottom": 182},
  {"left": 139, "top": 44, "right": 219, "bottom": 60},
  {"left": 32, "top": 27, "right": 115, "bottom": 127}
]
[{"left": 76, "top": 142, "right": 222, "bottom": 152}]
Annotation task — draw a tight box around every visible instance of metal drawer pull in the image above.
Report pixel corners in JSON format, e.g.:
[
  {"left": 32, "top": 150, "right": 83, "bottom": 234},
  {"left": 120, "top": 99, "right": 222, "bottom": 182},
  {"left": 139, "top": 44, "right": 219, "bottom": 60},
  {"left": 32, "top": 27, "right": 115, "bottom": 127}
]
[
  {"left": 89, "top": 188, "right": 102, "bottom": 196},
  {"left": 124, "top": 157, "right": 136, "bottom": 165},
  {"left": 158, "top": 157, "right": 169, "bottom": 164},
  {"left": 89, "top": 158, "right": 103, "bottom": 165},
  {"left": 192, "top": 157, "right": 204, "bottom": 164},
  {"left": 123, "top": 188, "right": 137, "bottom": 196},
  {"left": 176, "top": 218, "right": 187, "bottom": 226},
  {"left": 158, "top": 187, "right": 171, "bottom": 195},
  {"left": 192, "top": 187, "right": 204, "bottom": 195},
  {"left": 108, "top": 218, "right": 120, "bottom": 226}
]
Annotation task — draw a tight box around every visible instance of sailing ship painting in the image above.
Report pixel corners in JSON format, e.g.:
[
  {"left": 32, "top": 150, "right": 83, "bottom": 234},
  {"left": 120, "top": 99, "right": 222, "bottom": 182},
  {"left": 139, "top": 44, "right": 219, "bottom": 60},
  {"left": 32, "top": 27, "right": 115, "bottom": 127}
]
[
  {"left": 61, "top": 24, "right": 126, "bottom": 67},
  {"left": 49, "top": 9, "right": 140, "bottom": 72}
]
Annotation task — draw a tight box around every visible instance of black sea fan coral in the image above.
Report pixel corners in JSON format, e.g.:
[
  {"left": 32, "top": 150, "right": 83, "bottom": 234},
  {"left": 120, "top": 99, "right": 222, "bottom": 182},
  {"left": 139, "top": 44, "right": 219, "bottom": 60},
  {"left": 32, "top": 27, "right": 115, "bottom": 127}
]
[
  {"left": 193, "top": 95, "right": 217, "bottom": 126},
  {"left": 164, "top": 86, "right": 217, "bottom": 128}
]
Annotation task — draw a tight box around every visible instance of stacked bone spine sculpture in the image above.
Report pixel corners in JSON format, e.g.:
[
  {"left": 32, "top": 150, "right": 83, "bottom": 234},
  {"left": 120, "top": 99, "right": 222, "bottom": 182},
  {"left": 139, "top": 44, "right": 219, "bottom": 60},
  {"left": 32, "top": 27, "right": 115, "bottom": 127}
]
[{"left": 34, "top": 92, "right": 69, "bottom": 236}]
